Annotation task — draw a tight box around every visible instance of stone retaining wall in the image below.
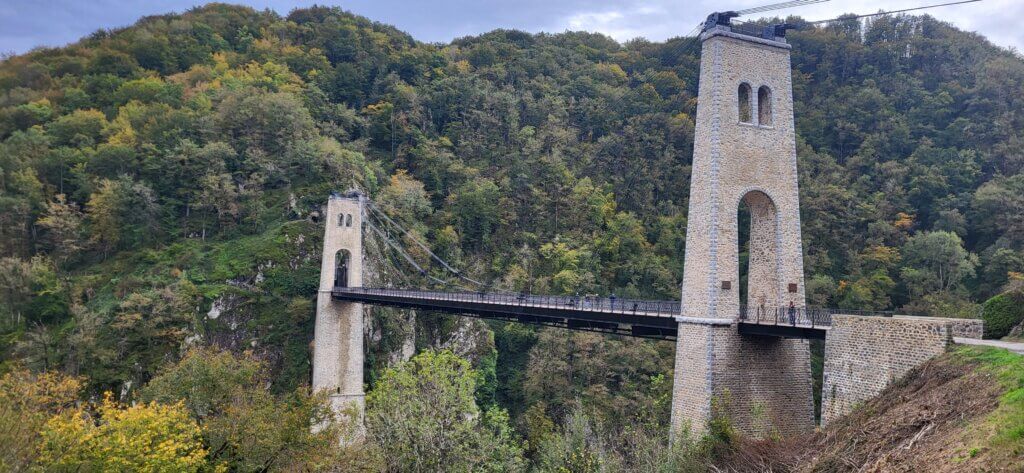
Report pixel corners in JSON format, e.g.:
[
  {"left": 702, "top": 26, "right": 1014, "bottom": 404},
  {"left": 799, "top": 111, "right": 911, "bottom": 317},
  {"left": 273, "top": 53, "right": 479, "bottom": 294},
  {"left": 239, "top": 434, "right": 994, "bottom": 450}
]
[
  {"left": 944, "top": 317, "right": 984, "bottom": 339},
  {"left": 821, "top": 314, "right": 982, "bottom": 425}
]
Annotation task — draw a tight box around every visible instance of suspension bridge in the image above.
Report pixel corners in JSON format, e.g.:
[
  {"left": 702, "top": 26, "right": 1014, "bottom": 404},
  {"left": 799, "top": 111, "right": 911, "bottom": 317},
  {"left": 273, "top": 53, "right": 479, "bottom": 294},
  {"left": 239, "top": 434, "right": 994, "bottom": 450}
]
[
  {"left": 336, "top": 195, "right": 870, "bottom": 341},
  {"left": 312, "top": 0, "right": 987, "bottom": 443}
]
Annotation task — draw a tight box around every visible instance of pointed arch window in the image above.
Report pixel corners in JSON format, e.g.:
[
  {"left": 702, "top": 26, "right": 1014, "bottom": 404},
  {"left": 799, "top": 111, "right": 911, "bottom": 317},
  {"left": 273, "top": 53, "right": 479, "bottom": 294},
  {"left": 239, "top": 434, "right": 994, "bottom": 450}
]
[
  {"left": 758, "top": 86, "right": 772, "bottom": 126},
  {"left": 345, "top": 214, "right": 353, "bottom": 227},
  {"left": 738, "top": 83, "right": 753, "bottom": 123}
]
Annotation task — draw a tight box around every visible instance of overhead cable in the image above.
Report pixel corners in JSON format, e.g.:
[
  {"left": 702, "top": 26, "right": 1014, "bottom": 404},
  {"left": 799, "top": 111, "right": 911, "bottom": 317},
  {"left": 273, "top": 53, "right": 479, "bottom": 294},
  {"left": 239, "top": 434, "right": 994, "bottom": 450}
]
[
  {"left": 367, "top": 203, "right": 486, "bottom": 287},
  {"left": 805, "top": 0, "right": 982, "bottom": 25}
]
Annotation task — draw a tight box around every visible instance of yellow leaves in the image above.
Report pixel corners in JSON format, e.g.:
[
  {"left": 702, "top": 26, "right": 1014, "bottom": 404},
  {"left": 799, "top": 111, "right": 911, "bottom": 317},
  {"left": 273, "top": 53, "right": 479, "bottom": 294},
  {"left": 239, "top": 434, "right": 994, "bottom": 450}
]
[
  {"left": 105, "top": 119, "right": 138, "bottom": 146},
  {"left": 31, "top": 97, "right": 52, "bottom": 107},
  {"left": 0, "top": 368, "right": 82, "bottom": 420},
  {"left": 38, "top": 393, "right": 209, "bottom": 472},
  {"left": 594, "top": 62, "right": 627, "bottom": 84},
  {"left": 452, "top": 59, "right": 472, "bottom": 74},
  {"left": 364, "top": 100, "right": 394, "bottom": 115},
  {"left": 216, "top": 60, "right": 303, "bottom": 94},
  {"left": 211, "top": 52, "right": 231, "bottom": 76},
  {"left": 173, "top": 51, "right": 305, "bottom": 97},
  {"left": 0, "top": 369, "right": 83, "bottom": 470},
  {"left": 894, "top": 211, "right": 915, "bottom": 230},
  {"left": 861, "top": 244, "right": 900, "bottom": 266}
]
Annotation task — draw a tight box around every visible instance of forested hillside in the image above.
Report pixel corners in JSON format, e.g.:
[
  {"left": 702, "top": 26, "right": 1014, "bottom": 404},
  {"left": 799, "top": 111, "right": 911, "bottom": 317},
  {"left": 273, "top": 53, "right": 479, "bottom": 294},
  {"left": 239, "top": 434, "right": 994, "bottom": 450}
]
[{"left": 2, "top": 3, "right": 1024, "bottom": 470}]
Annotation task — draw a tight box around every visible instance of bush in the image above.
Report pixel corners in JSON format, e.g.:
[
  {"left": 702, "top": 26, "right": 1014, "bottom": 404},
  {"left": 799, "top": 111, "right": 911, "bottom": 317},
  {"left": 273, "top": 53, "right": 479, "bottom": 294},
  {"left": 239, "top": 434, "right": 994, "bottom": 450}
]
[
  {"left": 366, "top": 349, "right": 526, "bottom": 472},
  {"left": 141, "top": 348, "right": 350, "bottom": 471},
  {"left": 982, "top": 291, "right": 1024, "bottom": 339},
  {"left": 37, "top": 394, "right": 209, "bottom": 472},
  {"left": 0, "top": 369, "right": 82, "bottom": 471}
]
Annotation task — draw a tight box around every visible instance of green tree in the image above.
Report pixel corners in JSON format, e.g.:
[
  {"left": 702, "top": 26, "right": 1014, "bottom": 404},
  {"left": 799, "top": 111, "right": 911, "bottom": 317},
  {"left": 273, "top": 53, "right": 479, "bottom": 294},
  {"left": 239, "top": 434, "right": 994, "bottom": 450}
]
[
  {"left": 534, "top": 410, "right": 615, "bottom": 473},
  {"left": 141, "top": 348, "right": 365, "bottom": 471},
  {"left": 197, "top": 173, "right": 239, "bottom": 237},
  {"left": 366, "top": 350, "right": 526, "bottom": 472},
  {"left": 86, "top": 176, "right": 161, "bottom": 254},
  {"left": 44, "top": 109, "right": 107, "bottom": 147},
  {"left": 900, "top": 231, "right": 978, "bottom": 298},
  {"left": 96, "top": 280, "right": 198, "bottom": 388},
  {"left": 449, "top": 178, "right": 502, "bottom": 250},
  {"left": 36, "top": 194, "right": 84, "bottom": 266},
  {"left": 971, "top": 174, "right": 1024, "bottom": 249},
  {"left": 378, "top": 169, "right": 432, "bottom": 221},
  {"left": 0, "top": 256, "right": 67, "bottom": 326},
  {"left": 215, "top": 90, "right": 316, "bottom": 161}
]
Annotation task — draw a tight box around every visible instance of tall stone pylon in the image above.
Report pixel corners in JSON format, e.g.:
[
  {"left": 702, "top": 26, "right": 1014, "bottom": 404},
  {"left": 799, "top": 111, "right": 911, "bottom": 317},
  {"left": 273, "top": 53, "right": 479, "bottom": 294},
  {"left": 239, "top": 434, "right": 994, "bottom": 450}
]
[
  {"left": 670, "top": 20, "right": 815, "bottom": 438},
  {"left": 313, "top": 191, "right": 366, "bottom": 441}
]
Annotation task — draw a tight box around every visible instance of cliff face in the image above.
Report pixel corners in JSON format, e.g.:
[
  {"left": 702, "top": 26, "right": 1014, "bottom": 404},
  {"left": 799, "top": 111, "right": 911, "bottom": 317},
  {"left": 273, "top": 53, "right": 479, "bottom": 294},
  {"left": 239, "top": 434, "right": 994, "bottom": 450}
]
[{"left": 719, "top": 346, "right": 1024, "bottom": 472}]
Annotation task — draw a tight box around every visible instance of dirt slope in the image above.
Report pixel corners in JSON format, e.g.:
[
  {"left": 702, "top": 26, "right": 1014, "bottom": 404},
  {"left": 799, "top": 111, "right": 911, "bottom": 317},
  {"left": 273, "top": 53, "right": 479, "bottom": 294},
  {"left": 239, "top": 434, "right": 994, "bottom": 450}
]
[{"left": 718, "top": 348, "right": 1023, "bottom": 472}]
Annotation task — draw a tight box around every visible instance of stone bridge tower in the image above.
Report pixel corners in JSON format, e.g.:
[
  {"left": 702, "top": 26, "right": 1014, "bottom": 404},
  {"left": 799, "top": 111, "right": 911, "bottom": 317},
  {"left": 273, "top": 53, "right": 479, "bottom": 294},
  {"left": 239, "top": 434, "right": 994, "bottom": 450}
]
[
  {"left": 313, "top": 191, "right": 366, "bottom": 440},
  {"left": 670, "top": 23, "right": 815, "bottom": 438}
]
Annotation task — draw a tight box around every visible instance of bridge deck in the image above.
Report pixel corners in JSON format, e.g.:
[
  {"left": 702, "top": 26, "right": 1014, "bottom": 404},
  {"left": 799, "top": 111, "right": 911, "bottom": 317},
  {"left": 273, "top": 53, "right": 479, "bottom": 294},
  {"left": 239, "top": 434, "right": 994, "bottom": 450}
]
[
  {"left": 332, "top": 287, "right": 681, "bottom": 339},
  {"left": 331, "top": 288, "right": 882, "bottom": 340}
]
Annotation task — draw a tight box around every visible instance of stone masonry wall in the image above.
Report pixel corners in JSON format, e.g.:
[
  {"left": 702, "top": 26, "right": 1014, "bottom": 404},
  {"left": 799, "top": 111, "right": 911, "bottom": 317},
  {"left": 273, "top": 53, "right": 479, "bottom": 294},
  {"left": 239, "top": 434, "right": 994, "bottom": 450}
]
[
  {"left": 672, "top": 26, "right": 814, "bottom": 439},
  {"left": 670, "top": 320, "right": 717, "bottom": 436},
  {"left": 946, "top": 317, "right": 984, "bottom": 339},
  {"left": 313, "top": 194, "right": 366, "bottom": 439},
  {"left": 671, "top": 320, "right": 816, "bottom": 438},
  {"left": 679, "top": 27, "right": 806, "bottom": 322},
  {"left": 821, "top": 315, "right": 973, "bottom": 425},
  {"left": 710, "top": 329, "right": 816, "bottom": 437}
]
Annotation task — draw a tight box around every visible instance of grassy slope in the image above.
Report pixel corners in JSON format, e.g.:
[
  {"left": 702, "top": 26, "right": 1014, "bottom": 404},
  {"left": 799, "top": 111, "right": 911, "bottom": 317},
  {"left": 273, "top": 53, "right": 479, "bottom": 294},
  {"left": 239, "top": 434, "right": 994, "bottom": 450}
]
[{"left": 955, "top": 346, "right": 1024, "bottom": 464}]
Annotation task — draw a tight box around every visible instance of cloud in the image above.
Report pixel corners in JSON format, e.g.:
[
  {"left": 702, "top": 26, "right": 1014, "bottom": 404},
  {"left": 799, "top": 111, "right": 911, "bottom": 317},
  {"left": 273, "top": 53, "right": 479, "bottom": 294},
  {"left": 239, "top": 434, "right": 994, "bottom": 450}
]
[
  {"left": 563, "top": 10, "right": 639, "bottom": 40},
  {"left": 0, "top": 0, "right": 1020, "bottom": 55}
]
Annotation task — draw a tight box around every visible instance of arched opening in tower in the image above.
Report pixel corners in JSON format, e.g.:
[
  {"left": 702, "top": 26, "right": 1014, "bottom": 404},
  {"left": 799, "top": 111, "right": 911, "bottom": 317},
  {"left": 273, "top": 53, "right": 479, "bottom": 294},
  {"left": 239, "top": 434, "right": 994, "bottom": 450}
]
[
  {"left": 738, "top": 82, "right": 753, "bottom": 123},
  {"left": 737, "top": 190, "right": 780, "bottom": 320},
  {"left": 758, "top": 86, "right": 772, "bottom": 126},
  {"left": 334, "top": 249, "right": 351, "bottom": 288}
]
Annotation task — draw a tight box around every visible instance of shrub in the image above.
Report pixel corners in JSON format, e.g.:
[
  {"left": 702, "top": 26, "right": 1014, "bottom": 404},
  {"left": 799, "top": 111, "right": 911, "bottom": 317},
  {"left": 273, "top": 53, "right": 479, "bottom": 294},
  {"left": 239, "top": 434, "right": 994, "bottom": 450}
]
[
  {"left": 37, "top": 393, "right": 209, "bottom": 472},
  {"left": 0, "top": 369, "right": 82, "bottom": 471},
  {"left": 982, "top": 291, "right": 1024, "bottom": 339},
  {"left": 366, "top": 349, "right": 526, "bottom": 472}
]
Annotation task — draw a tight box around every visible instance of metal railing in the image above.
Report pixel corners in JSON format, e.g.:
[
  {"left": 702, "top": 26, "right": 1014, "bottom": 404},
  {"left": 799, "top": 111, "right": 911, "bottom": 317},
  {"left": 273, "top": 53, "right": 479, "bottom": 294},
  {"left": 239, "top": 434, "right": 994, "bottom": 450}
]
[
  {"left": 334, "top": 287, "right": 898, "bottom": 329},
  {"left": 739, "top": 305, "right": 894, "bottom": 329},
  {"left": 333, "top": 287, "right": 682, "bottom": 318}
]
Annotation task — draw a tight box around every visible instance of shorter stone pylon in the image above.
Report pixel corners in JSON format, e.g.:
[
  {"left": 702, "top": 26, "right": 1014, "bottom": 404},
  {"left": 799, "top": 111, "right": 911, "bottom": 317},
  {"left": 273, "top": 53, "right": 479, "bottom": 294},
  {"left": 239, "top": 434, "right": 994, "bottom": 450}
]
[{"left": 313, "top": 191, "right": 366, "bottom": 441}]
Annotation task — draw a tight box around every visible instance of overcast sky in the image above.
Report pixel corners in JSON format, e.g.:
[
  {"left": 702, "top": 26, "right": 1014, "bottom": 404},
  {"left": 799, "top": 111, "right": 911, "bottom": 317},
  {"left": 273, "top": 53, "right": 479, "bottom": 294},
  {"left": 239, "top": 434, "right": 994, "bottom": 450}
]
[{"left": 2, "top": 0, "right": 1021, "bottom": 56}]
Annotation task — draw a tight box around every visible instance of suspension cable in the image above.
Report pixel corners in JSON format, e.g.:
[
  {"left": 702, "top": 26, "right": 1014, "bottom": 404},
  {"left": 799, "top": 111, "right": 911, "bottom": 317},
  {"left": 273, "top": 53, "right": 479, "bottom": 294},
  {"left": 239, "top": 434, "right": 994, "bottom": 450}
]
[
  {"left": 364, "top": 226, "right": 415, "bottom": 288},
  {"left": 737, "top": 0, "right": 831, "bottom": 16},
  {"left": 669, "top": 1, "right": 832, "bottom": 63},
  {"left": 366, "top": 202, "right": 486, "bottom": 288},
  {"left": 366, "top": 220, "right": 454, "bottom": 288},
  {"left": 805, "top": 0, "right": 983, "bottom": 25}
]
